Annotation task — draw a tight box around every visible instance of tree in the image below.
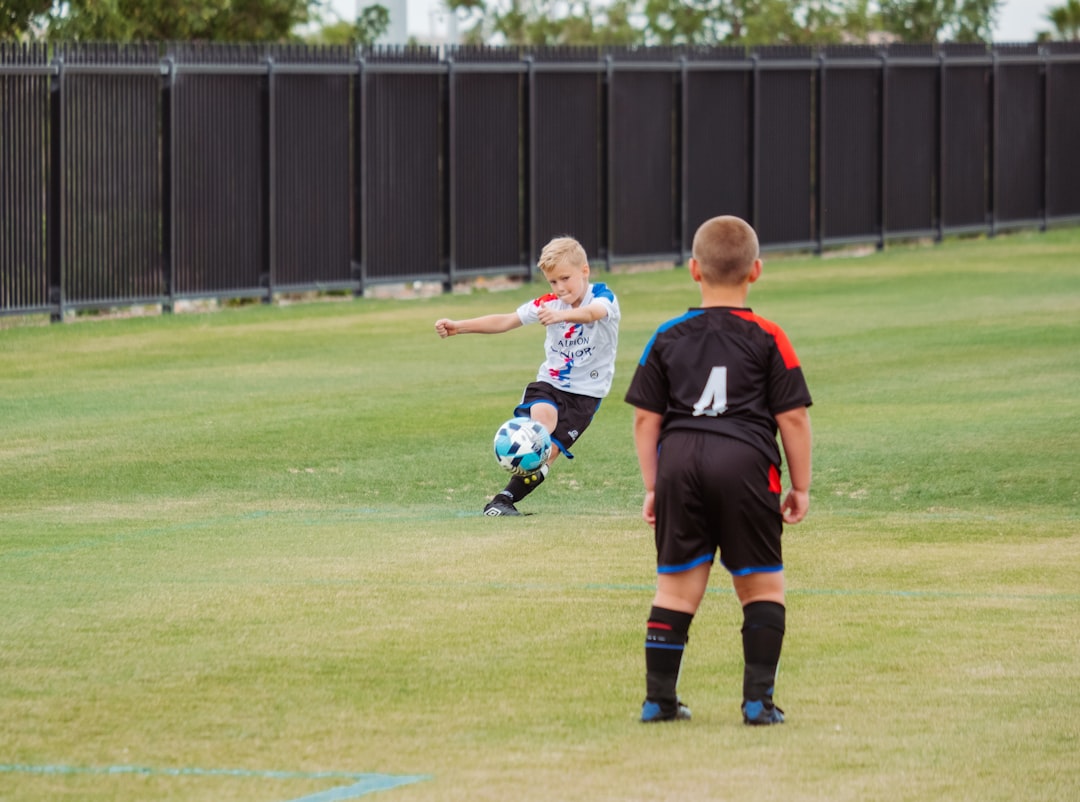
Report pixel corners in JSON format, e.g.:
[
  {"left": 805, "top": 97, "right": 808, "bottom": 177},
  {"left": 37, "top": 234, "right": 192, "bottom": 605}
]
[
  {"left": 1, "top": 0, "right": 52, "bottom": 40},
  {"left": 306, "top": 4, "right": 391, "bottom": 45},
  {"left": 1044, "top": 0, "right": 1080, "bottom": 40},
  {"left": 449, "top": 0, "right": 641, "bottom": 46},
  {"left": 446, "top": 0, "right": 900, "bottom": 47},
  {"left": 641, "top": 0, "right": 865, "bottom": 45},
  {"left": 43, "top": 0, "right": 323, "bottom": 42},
  {"left": 878, "top": 0, "right": 1001, "bottom": 43}
]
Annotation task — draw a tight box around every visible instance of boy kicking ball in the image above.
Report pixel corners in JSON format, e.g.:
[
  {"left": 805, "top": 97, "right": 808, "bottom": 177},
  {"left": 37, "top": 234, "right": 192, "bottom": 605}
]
[
  {"left": 435, "top": 236, "right": 621, "bottom": 516},
  {"left": 624, "top": 216, "right": 813, "bottom": 725}
]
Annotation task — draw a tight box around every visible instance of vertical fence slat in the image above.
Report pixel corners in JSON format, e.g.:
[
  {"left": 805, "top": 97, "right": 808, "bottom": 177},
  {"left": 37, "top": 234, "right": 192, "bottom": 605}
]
[
  {"left": 0, "top": 44, "right": 50, "bottom": 315},
  {"left": 530, "top": 57, "right": 604, "bottom": 265},
  {"left": 1046, "top": 53, "right": 1080, "bottom": 224},
  {"left": 609, "top": 62, "right": 679, "bottom": 263},
  {"left": 883, "top": 60, "right": 938, "bottom": 238},
  {"left": 683, "top": 57, "right": 752, "bottom": 256},
  {"left": 448, "top": 52, "right": 527, "bottom": 279}
]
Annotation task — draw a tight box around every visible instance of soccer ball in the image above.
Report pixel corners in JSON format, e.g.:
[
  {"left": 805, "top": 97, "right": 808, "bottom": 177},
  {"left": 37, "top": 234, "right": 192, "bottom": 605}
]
[{"left": 493, "top": 417, "right": 552, "bottom": 476}]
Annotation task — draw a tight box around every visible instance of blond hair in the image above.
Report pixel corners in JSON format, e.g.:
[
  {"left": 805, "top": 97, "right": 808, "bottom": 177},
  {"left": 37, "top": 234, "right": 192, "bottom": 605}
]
[
  {"left": 691, "top": 216, "right": 759, "bottom": 285},
  {"left": 538, "top": 236, "right": 587, "bottom": 275}
]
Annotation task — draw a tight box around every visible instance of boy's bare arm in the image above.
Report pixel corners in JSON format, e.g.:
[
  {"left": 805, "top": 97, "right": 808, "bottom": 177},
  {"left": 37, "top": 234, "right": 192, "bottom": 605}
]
[
  {"left": 537, "top": 300, "right": 608, "bottom": 326},
  {"left": 775, "top": 406, "right": 812, "bottom": 524},
  {"left": 633, "top": 408, "right": 663, "bottom": 526},
  {"left": 435, "top": 313, "right": 522, "bottom": 337}
]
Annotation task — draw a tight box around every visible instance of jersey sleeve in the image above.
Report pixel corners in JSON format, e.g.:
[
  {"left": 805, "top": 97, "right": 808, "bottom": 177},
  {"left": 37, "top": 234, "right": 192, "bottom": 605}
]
[
  {"left": 589, "top": 282, "right": 620, "bottom": 323},
  {"left": 764, "top": 330, "right": 812, "bottom": 415},
  {"left": 729, "top": 309, "right": 812, "bottom": 415},
  {"left": 624, "top": 336, "right": 669, "bottom": 414}
]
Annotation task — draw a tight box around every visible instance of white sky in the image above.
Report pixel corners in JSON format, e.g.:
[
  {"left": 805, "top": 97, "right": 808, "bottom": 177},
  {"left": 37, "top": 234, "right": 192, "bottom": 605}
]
[
  {"left": 328, "top": 0, "right": 1058, "bottom": 43},
  {"left": 993, "top": 0, "right": 1056, "bottom": 41}
]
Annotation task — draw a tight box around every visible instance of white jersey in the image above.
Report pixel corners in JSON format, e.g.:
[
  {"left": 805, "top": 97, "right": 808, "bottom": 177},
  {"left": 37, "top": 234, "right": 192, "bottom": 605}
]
[{"left": 515, "top": 282, "right": 621, "bottom": 398}]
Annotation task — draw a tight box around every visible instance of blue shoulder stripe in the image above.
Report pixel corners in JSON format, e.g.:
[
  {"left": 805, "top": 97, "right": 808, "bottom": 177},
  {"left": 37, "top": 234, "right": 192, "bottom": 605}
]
[
  {"left": 638, "top": 309, "right": 705, "bottom": 365},
  {"left": 591, "top": 282, "right": 615, "bottom": 302}
]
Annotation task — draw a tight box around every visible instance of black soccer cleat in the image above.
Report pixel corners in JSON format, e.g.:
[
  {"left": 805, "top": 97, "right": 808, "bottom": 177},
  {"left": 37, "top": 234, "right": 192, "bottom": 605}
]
[
  {"left": 742, "top": 698, "right": 785, "bottom": 725},
  {"left": 483, "top": 496, "right": 521, "bottom": 517},
  {"left": 640, "top": 699, "right": 692, "bottom": 723}
]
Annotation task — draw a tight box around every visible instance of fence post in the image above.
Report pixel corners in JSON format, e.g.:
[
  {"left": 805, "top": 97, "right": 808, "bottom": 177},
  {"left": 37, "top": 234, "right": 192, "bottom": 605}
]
[
  {"left": 678, "top": 55, "right": 689, "bottom": 266},
  {"left": 815, "top": 52, "right": 826, "bottom": 255},
  {"left": 878, "top": 50, "right": 888, "bottom": 251},
  {"left": 353, "top": 49, "right": 367, "bottom": 297},
  {"left": 1040, "top": 46, "right": 1049, "bottom": 232},
  {"left": 46, "top": 55, "right": 64, "bottom": 323},
  {"left": 161, "top": 56, "right": 176, "bottom": 314},
  {"left": 937, "top": 50, "right": 946, "bottom": 243},
  {"left": 990, "top": 49, "right": 999, "bottom": 238},
  {"left": 604, "top": 53, "right": 614, "bottom": 272},
  {"left": 525, "top": 53, "right": 537, "bottom": 282},
  {"left": 446, "top": 55, "right": 457, "bottom": 292},
  {"left": 750, "top": 53, "right": 760, "bottom": 233},
  {"left": 263, "top": 55, "right": 275, "bottom": 304}
]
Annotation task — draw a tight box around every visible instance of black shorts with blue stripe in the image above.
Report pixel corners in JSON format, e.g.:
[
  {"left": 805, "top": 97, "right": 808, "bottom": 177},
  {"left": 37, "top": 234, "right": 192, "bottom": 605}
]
[
  {"left": 654, "top": 430, "right": 783, "bottom": 576},
  {"left": 514, "top": 381, "right": 601, "bottom": 459}
]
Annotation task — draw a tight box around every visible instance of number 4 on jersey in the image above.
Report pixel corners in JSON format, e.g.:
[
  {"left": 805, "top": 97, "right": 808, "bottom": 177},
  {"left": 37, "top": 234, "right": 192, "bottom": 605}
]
[{"left": 693, "top": 366, "right": 728, "bottom": 416}]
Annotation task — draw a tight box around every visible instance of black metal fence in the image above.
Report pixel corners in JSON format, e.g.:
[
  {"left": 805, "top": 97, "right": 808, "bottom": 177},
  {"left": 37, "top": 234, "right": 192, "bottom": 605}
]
[{"left": 2, "top": 40, "right": 1079, "bottom": 320}]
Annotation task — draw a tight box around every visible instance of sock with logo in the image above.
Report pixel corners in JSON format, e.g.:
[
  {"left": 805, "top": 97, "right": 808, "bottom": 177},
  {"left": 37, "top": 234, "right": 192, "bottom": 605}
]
[
  {"left": 741, "top": 601, "right": 786, "bottom": 703},
  {"left": 645, "top": 606, "right": 694, "bottom": 710},
  {"left": 500, "top": 464, "right": 548, "bottom": 502}
]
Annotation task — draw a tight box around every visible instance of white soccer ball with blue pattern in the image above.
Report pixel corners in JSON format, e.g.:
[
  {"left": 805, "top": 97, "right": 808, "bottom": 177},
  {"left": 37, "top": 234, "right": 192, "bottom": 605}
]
[{"left": 493, "top": 417, "right": 552, "bottom": 476}]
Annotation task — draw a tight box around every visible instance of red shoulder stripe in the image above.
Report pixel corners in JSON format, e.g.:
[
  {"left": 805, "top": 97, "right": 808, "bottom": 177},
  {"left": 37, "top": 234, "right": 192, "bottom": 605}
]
[{"left": 730, "top": 309, "right": 801, "bottom": 369}]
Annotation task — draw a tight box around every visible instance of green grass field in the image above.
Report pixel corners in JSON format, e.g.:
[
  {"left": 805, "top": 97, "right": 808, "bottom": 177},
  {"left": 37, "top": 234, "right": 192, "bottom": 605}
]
[{"left": 1, "top": 228, "right": 1078, "bottom": 801}]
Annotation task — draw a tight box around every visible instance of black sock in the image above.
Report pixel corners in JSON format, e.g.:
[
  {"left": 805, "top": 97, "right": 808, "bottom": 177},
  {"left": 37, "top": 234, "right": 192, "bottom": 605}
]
[
  {"left": 741, "top": 601, "right": 786, "bottom": 702},
  {"left": 645, "top": 606, "right": 694, "bottom": 706},
  {"left": 499, "top": 465, "right": 547, "bottom": 502}
]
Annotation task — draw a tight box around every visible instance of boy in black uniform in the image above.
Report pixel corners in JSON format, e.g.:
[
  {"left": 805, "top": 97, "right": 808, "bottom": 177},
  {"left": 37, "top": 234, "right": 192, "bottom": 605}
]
[{"left": 624, "top": 215, "right": 812, "bottom": 725}]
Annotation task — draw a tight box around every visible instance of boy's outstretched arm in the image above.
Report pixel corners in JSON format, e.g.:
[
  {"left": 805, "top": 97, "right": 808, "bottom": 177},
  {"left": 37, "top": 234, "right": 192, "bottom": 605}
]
[
  {"left": 775, "top": 406, "right": 812, "bottom": 524},
  {"left": 633, "top": 407, "right": 663, "bottom": 527},
  {"left": 537, "top": 300, "right": 608, "bottom": 326},
  {"left": 435, "top": 313, "right": 522, "bottom": 338}
]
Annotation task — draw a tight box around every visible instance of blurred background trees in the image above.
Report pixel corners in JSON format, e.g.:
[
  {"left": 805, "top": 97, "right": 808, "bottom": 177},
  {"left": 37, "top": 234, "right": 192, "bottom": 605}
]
[
  {"left": 1, "top": 0, "right": 1076, "bottom": 47},
  {"left": 1042, "top": 0, "right": 1080, "bottom": 39},
  {"left": 444, "top": 0, "right": 1003, "bottom": 45},
  {"left": 3, "top": 0, "right": 320, "bottom": 41}
]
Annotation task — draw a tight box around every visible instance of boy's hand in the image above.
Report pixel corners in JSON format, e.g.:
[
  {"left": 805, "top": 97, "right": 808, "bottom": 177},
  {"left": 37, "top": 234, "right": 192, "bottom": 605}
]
[
  {"left": 641, "top": 490, "right": 656, "bottom": 527},
  {"left": 536, "top": 304, "right": 563, "bottom": 326},
  {"left": 780, "top": 488, "right": 809, "bottom": 524},
  {"left": 434, "top": 318, "right": 458, "bottom": 338}
]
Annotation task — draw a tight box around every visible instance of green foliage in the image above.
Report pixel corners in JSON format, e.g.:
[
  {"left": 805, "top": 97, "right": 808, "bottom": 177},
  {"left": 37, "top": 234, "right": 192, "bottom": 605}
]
[
  {"left": 447, "top": 0, "right": 1002, "bottom": 45},
  {"left": 878, "top": 0, "right": 1001, "bottom": 43},
  {"left": 353, "top": 2, "right": 391, "bottom": 44},
  {"left": 0, "top": 0, "right": 51, "bottom": 39},
  {"left": 42, "top": 0, "right": 322, "bottom": 42},
  {"left": 0, "top": 0, "right": 1009, "bottom": 46},
  {"left": 450, "top": 0, "right": 641, "bottom": 46},
  {"left": 1, "top": 228, "right": 1078, "bottom": 800},
  {"left": 304, "top": 3, "right": 390, "bottom": 45},
  {"left": 1044, "top": 0, "right": 1080, "bottom": 40}
]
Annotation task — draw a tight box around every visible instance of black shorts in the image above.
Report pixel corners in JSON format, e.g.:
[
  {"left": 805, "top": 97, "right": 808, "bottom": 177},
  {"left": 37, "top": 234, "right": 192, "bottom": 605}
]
[
  {"left": 654, "top": 430, "right": 783, "bottom": 576},
  {"left": 514, "top": 381, "right": 601, "bottom": 459}
]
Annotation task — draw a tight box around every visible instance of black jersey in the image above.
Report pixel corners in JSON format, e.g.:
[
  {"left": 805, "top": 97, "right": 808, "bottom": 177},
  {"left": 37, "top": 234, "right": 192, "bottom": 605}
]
[{"left": 625, "top": 306, "right": 812, "bottom": 465}]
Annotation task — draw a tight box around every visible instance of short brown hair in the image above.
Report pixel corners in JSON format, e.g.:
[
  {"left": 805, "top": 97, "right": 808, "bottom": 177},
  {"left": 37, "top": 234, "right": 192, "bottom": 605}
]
[
  {"left": 691, "top": 216, "right": 759, "bottom": 285},
  {"left": 538, "top": 236, "right": 587, "bottom": 275}
]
